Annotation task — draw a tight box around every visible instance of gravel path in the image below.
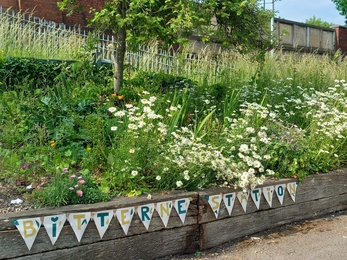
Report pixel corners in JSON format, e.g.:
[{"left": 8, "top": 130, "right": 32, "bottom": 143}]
[{"left": 156, "top": 211, "right": 347, "bottom": 260}]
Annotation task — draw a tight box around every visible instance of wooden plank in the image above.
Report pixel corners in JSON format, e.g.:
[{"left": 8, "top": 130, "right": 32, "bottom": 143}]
[
  {"left": 10, "top": 225, "right": 199, "bottom": 260},
  {"left": 0, "top": 191, "right": 198, "bottom": 231},
  {"left": 198, "top": 169, "right": 347, "bottom": 224},
  {"left": 199, "top": 193, "right": 347, "bottom": 250},
  {"left": 0, "top": 198, "right": 198, "bottom": 259},
  {"left": 2, "top": 170, "right": 347, "bottom": 259},
  {"left": 198, "top": 180, "right": 296, "bottom": 224}
]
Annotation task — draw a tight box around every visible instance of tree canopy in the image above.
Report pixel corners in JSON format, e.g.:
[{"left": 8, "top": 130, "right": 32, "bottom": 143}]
[
  {"left": 58, "top": 0, "right": 274, "bottom": 93},
  {"left": 332, "top": 0, "right": 347, "bottom": 25},
  {"left": 305, "top": 16, "right": 335, "bottom": 28}
]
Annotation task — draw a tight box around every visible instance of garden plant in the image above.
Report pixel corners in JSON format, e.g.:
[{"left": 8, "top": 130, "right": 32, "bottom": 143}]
[
  {"left": 1, "top": 7, "right": 347, "bottom": 207},
  {"left": 1, "top": 46, "right": 347, "bottom": 207}
]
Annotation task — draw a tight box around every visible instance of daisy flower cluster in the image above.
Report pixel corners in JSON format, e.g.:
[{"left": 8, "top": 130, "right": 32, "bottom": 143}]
[{"left": 107, "top": 92, "right": 169, "bottom": 191}]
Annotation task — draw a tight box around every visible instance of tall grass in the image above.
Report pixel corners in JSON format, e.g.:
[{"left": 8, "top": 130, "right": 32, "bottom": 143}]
[
  {"left": 0, "top": 10, "right": 85, "bottom": 60},
  {"left": 126, "top": 42, "right": 347, "bottom": 89}
]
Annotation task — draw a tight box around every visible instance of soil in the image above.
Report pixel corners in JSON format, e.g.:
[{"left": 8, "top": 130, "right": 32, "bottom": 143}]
[{"left": 0, "top": 181, "right": 34, "bottom": 214}]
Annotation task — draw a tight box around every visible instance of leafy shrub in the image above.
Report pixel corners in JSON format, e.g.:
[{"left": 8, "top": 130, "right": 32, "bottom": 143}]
[
  {"left": 125, "top": 71, "right": 197, "bottom": 93},
  {"left": 0, "top": 57, "right": 63, "bottom": 91}
]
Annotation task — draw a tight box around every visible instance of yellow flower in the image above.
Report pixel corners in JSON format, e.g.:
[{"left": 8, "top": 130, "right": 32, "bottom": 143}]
[
  {"left": 117, "top": 95, "right": 124, "bottom": 100},
  {"left": 111, "top": 93, "right": 117, "bottom": 97},
  {"left": 50, "top": 140, "right": 56, "bottom": 147},
  {"left": 87, "top": 147, "right": 92, "bottom": 151}
]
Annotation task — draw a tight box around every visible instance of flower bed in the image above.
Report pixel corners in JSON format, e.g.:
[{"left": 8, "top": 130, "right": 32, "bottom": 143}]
[{"left": 1, "top": 169, "right": 347, "bottom": 260}]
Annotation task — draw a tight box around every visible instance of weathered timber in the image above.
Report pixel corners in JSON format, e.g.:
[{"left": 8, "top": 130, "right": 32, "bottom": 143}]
[
  {"left": 1, "top": 169, "right": 347, "bottom": 259},
  {"left": 0, "top": 192, "right": 198, "bottom": 259},
  {"left": 0, "top": 191, "right": 199, "bottom": 231},
  {"left": 8, "top": 225, "right": 199, "bottom": 260},
  {"left": 198, "top": 169, "right": 347, "bottom": 224},
  {"left": 199, "top": 193, "right": 347, "bottom": 250}
]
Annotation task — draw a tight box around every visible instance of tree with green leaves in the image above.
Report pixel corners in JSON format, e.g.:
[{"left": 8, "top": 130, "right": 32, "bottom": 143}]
[
  {"left": 305, "top": 16, "right": 335, "bottom": 28},
  {"left": 332, "top": 0, "right": 347, "bottom": 25},
  {"left": 58, "top": 0, "right": 273, "bottom": 93}
]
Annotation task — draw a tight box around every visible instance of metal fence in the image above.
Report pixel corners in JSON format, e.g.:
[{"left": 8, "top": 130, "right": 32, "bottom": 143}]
[{"left": 0, "top": 6, "right": 233, "bottom": 83}]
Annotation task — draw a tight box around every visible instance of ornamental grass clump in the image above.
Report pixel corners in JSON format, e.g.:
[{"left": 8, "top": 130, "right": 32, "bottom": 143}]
[{"left": 0, "top": 10, "right": 84, "bottom": 60}]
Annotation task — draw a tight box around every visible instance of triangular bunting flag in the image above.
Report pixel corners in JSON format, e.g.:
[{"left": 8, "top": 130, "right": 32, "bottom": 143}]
[
  {"left": 237, "top": 191, "right": 249, "bottom": 213},
  {"left": 275, "top": 184, "right": 286, "bottom": 205},
  {"left": 93, "top": 210, "right": 114, "bottom": 238},
  {"left": 43, "top": 214, "right": 66, "bottom": 245},
  {"left": 251, "top": 188, "right": 262, "bottom": 209},
  {"left": 174, "top": 198, "right": 190, "bottom": 224},
  {"left": 287, "top": 182, "right": 299, "bottom": 202},
  {"left": 223, "top": 193, "right": 236, "bottom": 215},
  {"left": 12, "top": 217, "right": 41, "bottom": 250},
  {"left": 68, "top": 212, "right": 91, "bottom": 242},
  {"left": 116, "top": 207, "right": 135, "bottom": 235},
  {"left": 262, "top": 186, "right": 275, "bottom": 207},
  {"left": 137, "top": 204, "right": 155, "bottom": 230},
  {"left": 156, "top": 201, "right": 173, "bottom": 227},
  {"left": 205, "top": 194, "right": 222, "bottom": 218}
]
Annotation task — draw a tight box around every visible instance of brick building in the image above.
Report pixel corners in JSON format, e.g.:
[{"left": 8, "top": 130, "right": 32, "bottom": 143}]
[
  {"left": 0, "top": 0, "right": 106, "bottom": 26},
  {"left": 333, "top": 25, "right": 347, "bottom": 55}
]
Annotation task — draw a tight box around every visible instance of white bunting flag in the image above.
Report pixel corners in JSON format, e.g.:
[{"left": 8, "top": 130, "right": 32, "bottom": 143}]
[
  {"left": 43, "top": 214, "right": 66, "bottom": 245},
  {"left": 262, "top": 186, "right": 275, "bottom": 207},
  {"left": 205, "top": 194, "right": 222, "bottom": 218},
  {"left": 137, "top": 204, "right": 155, "bottom": 230},
  {"left": 174, "top": 198, "right": 190, "bottom": 224},
  {"left": 237, "top": 191, "right": 249, "bottom": 213},
  {"left": 93, "top": 210, "right": 113, "bottom": 238},
  {"left": 156, "top": 201, "right": 173, "bottom": 227},
  {"left": 275, "top": 184, "right": 286, "bottom": 205},
  {"left": 251, "top": 188, "right": 262, "bottom": 209},
  {"left": 12, "top": 217, "right": 41, "bottom": 250},
  {"left": 223, "top": 192, "right": 236, "bottom": 215},
  {"left": 287, "top": 182, "right": 298, "bottom": 202},
  {"left": 68, "top": 212, "right": 91, "bottom": 242},
  {"left": 116, "top": 207, "right": 135, "bottom": 235}
]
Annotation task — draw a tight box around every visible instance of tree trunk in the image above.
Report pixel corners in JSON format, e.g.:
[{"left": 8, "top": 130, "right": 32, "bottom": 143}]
[{"left": 113, "top": 1, "right": 127, "bottom": 94}]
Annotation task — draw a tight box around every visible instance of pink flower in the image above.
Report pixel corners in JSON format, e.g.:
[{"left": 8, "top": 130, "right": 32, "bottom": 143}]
[
  {"left": 78, "top": 179, "right": 86, "bottom": 185},
  {"left": 76, "top": 190, "right": 83, "bottom": 197},
  {"left": 69, "top": 187, "right": 74, "bottom": 190},
  {"left": 78, "top": 175, "right": 83, "bottom": 179},
  {"left": 70, "top": 174, "right": 76, "bottom": 178},
  {"left": 63, "top": 168, "right": 69, "bottom": 173}
]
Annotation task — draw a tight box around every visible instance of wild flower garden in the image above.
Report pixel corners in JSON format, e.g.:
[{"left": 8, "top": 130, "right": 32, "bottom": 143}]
[{"left": 1, "top": 13, "right": 347, "bottom": 207}]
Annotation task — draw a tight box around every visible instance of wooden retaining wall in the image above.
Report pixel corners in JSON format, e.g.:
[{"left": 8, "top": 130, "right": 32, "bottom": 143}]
[{"left": 1, "top": 169, "right": 347, "bottom": 260}]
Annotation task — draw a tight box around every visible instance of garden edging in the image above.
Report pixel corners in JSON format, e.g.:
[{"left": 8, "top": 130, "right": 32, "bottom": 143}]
[{"left": 1, "top": 168, "right": 347, "bottom": 260}]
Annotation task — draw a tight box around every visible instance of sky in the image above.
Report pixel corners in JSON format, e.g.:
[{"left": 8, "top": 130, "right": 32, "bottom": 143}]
[{"left": 262, "top": 0, "right": 346, "bottom": 26}]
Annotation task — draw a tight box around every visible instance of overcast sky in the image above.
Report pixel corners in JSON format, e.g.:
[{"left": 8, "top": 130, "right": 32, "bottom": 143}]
[{"left": 262, "top": 0, "right": 345, "bottom": 25}]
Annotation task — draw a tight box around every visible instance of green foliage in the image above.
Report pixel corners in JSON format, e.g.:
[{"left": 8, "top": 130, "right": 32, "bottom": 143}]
[
  {"left": 332, "top": 0, "right": 347, "bottom": 25},
  {"left": 58, "top": 0, "right": 274, "bottom": 92},
  {"left": 30, "top": 168, "right": 110, "bottom": 207},
  {"left": 125, "top": 71, "right": 197, "bottom": 94},
  {"left": 199, "top": 0, "right": 274, "bottom": 53},
  {"left": 305, "top": 16, "right": 335, "bottom": 28},
  {"left": 2, "top": 48, "right": 347, "bottom": 206},
  {"left": 0, "top": 58, "right": 63, "bottom": 91}
]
